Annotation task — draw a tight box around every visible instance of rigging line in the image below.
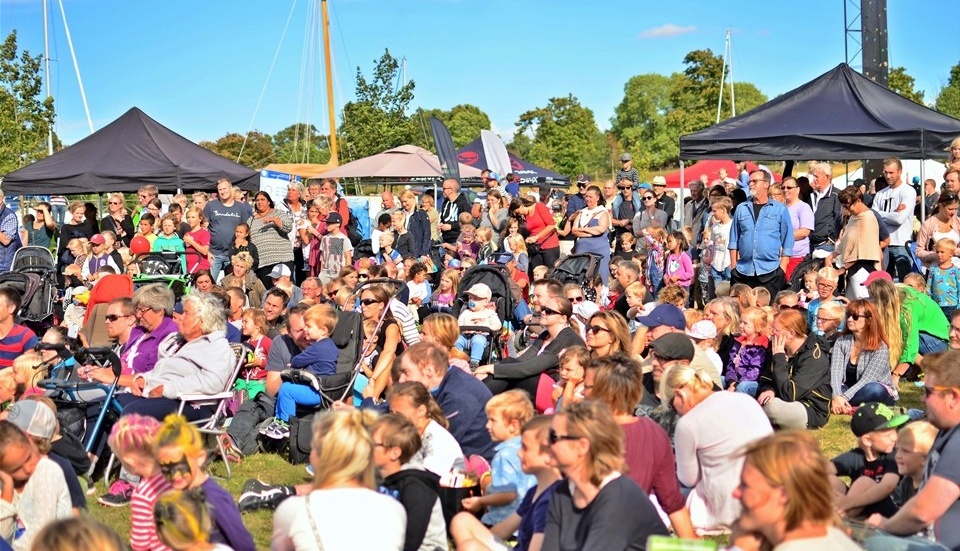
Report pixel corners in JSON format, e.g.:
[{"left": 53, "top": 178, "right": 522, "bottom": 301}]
[
  {"left": 56, "top": 0, "right": 92, "bottom": 134},
  {"left": 293, "top": 1, "right": 315, "bottom": 163},
  {"left": 237, "top": 0, "right": 299, "bottom": 164}
]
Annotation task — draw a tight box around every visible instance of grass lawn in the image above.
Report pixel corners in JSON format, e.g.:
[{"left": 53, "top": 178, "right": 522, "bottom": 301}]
[{"left": 84, "top": 383, "right": 925, "bottom": 550}]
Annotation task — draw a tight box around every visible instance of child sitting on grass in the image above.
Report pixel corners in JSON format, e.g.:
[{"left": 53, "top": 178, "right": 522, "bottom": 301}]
[
  {"left": 260, "top": 303, "right": 338, "bottom": 440},
  {"left": 455, "top": 283, "right": 503, "bottom": 370},
  {"left": 453, "top": 415, "right": 560, "bottom": 550},
  {"left": 725, "top": 306, "right": 769, "bottom": 396},
  {"left": 891, "top": 420, "right": 938, "bottom": 512},
  {"left": 461, "top": 389, "right": 536, "bottom": 527},
  {"left": 829, "top": 402, "right": 908, "bottom": 519}
]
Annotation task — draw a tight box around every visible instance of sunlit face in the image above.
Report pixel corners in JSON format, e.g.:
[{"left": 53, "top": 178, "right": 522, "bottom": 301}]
[
  {"left": 401, "top": 196, "right": 416, "bottom": 211},
  {"left": 946, "top": 173, "right": 960, "bottom": 194},
  {"left": 301, "top": 279, "right": 321, "bottom": 300},
  {"left": 155, "top": 445, "right": 203, "bottom": 490},
  {"left": 816, "top": 278, "right": 836, "bottom": 300},
  {"left": 138, "top": 191, "right": 154, "bottom": 207},
  {"left": 108, "top": 196, "right": 123, "bottom": 213},
  {"left": 936, "top": 245, "right": 954, "bottom": 265},
  {"left": 254, "top": 194, "right": 270, "bottom": 212},
  {"left": 262, "top": 295, "right": 285, "bottom": 322},
  {"left": 895, "top": 441, "right": 926, "bottom": 478},
  {"left": 584, "top": 317, "right": 613, "bottom": 351},
  {"left": 147, "top": 204, "right": 161, "bottom": 218},
  {"left": 803, "top": 273, "right": 818, "bottom": 292},
  {"left": 733, "top": 461, "right": 784, "bottom": 534},
  {"left": 217, "top": 181, "right": 233, "bottom": 202},
  {"left": 486, "top": 411, "right": 516, "bottom": 443},
  {"left": 388, "top": 395, "right": 426, "bottom": 428},
  {"left": 139, "top": 219, "right": 153, "bottom": 235},
  {"left": 287, "top": 186, "right": 301, "bottom": 202},
  {"left": 161, "top": 219, "right": 176, "bottom": 236},
  {"left": 949, "top": 316, "right": 960, "bottom": 350},
  {"left": 558, "top": 358, "right": 583, "bottom": 383},
  {"left": 867, "top": 428, "right": 899, "bottom": 455},
  {"left": 518, "top": 429, "right": 548, "bottom": 474},
  {"left": 304, "top": 320, "right": 328, "bottom": 342},
  {"left": 71, "top": 207, "right": 85, "bottom": 224},
  {"left": 308, "top": 184, "right": 322, "bottom": 198},
  {"left": 815, "top": 310, "right": 841, "bottom": 335},
  {"left": 321, "top": 182, "right": 336, "bottom": 197},
  {"left": 241, "top": 314, "right": 258, "bottom": 337},
  {"left": 233, "top": 262, "right": 248, "bottom": 277},
  {"left": 739, "top": 318, "right": 757, "bottom": 338},
  {"left": 360, "top": 292, "right": 384, "bottom": 321},
  {"left": 883, "top": 163, "right": 902, "bottom": 186},
  {"left": 585, "top": 190, "right": 600, "bottom": 207},
  {"left": 174, "top": 300, "right": 203, "bottom": 340}
]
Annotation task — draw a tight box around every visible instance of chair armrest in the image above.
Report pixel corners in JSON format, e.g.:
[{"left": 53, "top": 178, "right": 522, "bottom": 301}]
[{"left": 177, "top": 391, "right": 233, "bottom": 402}]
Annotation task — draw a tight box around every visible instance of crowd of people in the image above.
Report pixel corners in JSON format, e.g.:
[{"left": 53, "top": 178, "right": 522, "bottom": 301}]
[{"left": 1, "top": 143, "right": 960, "bottom": 550}]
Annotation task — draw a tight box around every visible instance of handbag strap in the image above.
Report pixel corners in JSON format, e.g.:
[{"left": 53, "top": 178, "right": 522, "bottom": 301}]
[{"left": 305, "top": 492, "right": 326, "bottom": 550}]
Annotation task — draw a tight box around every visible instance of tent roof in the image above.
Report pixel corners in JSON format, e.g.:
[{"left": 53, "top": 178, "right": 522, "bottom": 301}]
[
  {"left": 680, "top": 63, "right": 960, "bottom": 161},
  {"left": 660, "top": 160, "right": 778, "bottom": 188},
  {"left": 456, "top": 137, "right": 569, "bottom": 184},
  {"left": 317, "top": 145, "right": 483, "bottom": 180},
  {"left": 3, "top": 107, "right": 259, "bottom": 195}
]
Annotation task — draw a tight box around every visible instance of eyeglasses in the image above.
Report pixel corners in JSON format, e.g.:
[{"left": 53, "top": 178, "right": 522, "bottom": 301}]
[
  {"left": 135, "top": 305, "right": 153, "bottom": 316},
  {"left": 816, "top": 316, "right": 838, "bottom": 323},
  {"left": 568, "top": 296, "right": 584, "bottom": 303},
  {"left": 360, "top": 298, "right": 379, "bottom": 306},
  {"left": 817, "top": 282, "right": 836, "bottom": 289},
  {"left": 327, "top": 290, "right": 340, "bottom": 298},
  {"left": 619, "top": 186, "right": 633, "bottom": 191},
  {"left": 923, "top": 385, "right": 957, "bottom": 398},
  {"left": 104, "top": 314, "right": 131, "bottom": 322},
  {"left": 540, "top": 307, "right": 562, "bottom": 317},
  {"left": 847, "top": 312, "right": 871, "bottom": 321},
  {"left": 109, "top": 201, "right": 122, "bottom": 205},
  {"left": 548, "top": 428, "right": 581, "bottom": 445},
  {"left": 587, "top": 325, "right": 611, "bottom": 334}
]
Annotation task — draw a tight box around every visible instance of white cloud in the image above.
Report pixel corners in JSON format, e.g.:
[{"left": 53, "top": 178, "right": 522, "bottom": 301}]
[{"left": 639, "top": 24, "right": 696, "bottom": 39}]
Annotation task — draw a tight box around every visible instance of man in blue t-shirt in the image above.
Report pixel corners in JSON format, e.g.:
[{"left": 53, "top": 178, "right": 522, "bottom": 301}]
[{"left": 203, "top": 178, "right": 253, "bottom": 280}]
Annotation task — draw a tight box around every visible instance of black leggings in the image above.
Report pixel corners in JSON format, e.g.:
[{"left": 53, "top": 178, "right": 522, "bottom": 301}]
[{"left": 529, "top": 246, "right": 561, "bottom": 277}]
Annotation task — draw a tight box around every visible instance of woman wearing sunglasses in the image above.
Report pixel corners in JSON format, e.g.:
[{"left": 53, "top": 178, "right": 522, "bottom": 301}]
[
  {"left": 474, "top": 296, "right": 584, "bottom": 398},
  {"left": 583, "top": 311, "right": 632, "bottom": 358},
  {"left": 781, "top": 177, "right": 815, "bottom": 280},
  {"left": 358, "top": 285, "right": 402, "bottom": 402},
  {"left": 829, "top": 300, "right": 894, "bottom": 415},
  {"left": 914, "top": 191, "right": 960, "bottom": 270},
  {"left": 543, "top": 400, "right": 669, "bottom": 549}
]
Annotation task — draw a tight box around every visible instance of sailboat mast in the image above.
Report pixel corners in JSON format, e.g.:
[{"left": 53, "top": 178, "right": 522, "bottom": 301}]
[
  {"left": 321, "top": 0, "right": 338, "bottom": 165},
  {"left": 43, "top": 0, "right": 53, "bottom": 155}
]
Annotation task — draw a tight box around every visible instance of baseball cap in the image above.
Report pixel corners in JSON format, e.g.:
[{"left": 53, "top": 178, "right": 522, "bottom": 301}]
[
  {"left": 652, "top": 175, "right": 667, "bottom": 187},
  {"left": 687, "top": 320, "right": 718, "bottom": 340},
  {"left": 638, "top": 183, "right": 652, "bottom": 191},
  {"left": 851, "top": 402, "right": 910, "bottom": 437},
  {"left": 89, "top": 234, "right": 106, "bottom": 245},
  {"left": 863, "top": 271, "right": 893, "bottom": 288},
  {"left": 636, "top": 304, "right": 686, "bottom": 331},
  {"left": 620, "top": 153, "right": 632, "bottom": 162},
  {"left": 269, "top": 264, "right": 292, "bottom": 279},
  {"left": 649, "top": 333, "right": 695, "bottom": 362},
  {"left": 465, "top": 283, "right": 492, "bottom": 300},
  {"left": 486, "top": 171, "right": 500, "bottom": 181},
  {"left": 325, "top": 212, "right": 343, "bottom": 226},
  {"left": 8, "top": 400, "right": 57, "bottom": 440},
  {"left": 576, "top": 173, "right": 590, "bottom": 185}
]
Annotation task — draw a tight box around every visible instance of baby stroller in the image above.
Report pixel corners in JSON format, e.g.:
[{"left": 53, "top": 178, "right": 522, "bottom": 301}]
[
  {"left": 452, "top": 265, "right": 517, "bottom": 364},
  {"left": 549, "top": 252, "right": 602, "bottom": 302},
  {"left": 0, "top": 246, "right": 58, "bottom": 332},
  {"left": 132, "top": 251, "right": 190, "bottom": 300}
]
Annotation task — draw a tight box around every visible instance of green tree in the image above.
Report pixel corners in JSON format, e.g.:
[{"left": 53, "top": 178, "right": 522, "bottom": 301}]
[
  {"left": 338, "top": 49, "right": 416, "bottom": 162},
  {"left": 727, "top": 82, "right": 768, "bottom": 117},
  {"left": 888, "top": 66, "right": 925, "bottom": 104},
  {"left": 610, "top": 73, "right": 676, "bottom": 170},
  {"left": 272, "top": 123, "right": 330, "bottom": 164},
  {"left": 199, "top": 131, "right": 275, "bottom": 168},
  {"left": 935, "top": 62, "right": 960, "bottom": 119},
  {"left": 511, "top": 94, "right": 608, "bottom": 177},
  {"left": 0, "top": 30, "right": 56, "bottom": 174},
  {"left": 667, "top": 49, "right": 727, "bottom": 136},
  {"left": 410, "top": 104, "right": 492, "bottom": 150}
]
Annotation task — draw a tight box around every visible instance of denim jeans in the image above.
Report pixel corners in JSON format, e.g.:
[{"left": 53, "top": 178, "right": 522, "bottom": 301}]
[
  {"left": 918, "top": 331, "right": 949, "bottom": 357},
  {"left": 736, "top": 380, "right": 759, "bottom": 396},
  {"left": 886, "top": 245, "right": 914, "bottom": 282},
  {"left": 51, "top": 204, "right": 66, "bottom": 227},
  {"left": 210, "top": 252, "right": 230, "bottom": 282},
  {"left": 275, "top": 381, "right": 322, "bottom": 422},
  {"left": 846, "top": 382, "right": 895, "bottom": 407},
  {"left": 456, "top": 333, "right": 489, "bottom": 364}
]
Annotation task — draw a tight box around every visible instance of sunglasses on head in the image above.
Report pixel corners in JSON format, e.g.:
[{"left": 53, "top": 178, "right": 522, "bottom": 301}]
[{"left": 548, "top": 428, "right": 581, "bottom": 445}]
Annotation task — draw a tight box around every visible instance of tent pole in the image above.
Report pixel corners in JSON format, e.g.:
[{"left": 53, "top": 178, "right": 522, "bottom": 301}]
[
  {"left": 679, "top": 161, "right": 685, "bottom": 227},
  {"left": 920, "top": 153, "right": 926, "bottom": 223}
]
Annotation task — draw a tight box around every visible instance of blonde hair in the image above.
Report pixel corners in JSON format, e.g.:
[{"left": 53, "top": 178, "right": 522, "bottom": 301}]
[
  {"left": 868, "top": 279, "right": 904, "bottom": 370},
  {"left": 485, "top": 389, "right": 535, "bottom": 427},
  {"left": 32, "top": 516, "right": 127, "bottom": 551},
  {"left": 683, "top": 308, "right": 703, "bottom": 329},
  {"left": 506, "top": 234, "right": 527, "bottom": 255},
  {"left": 898, "top": 421, "right": 938, "bottom": 455},
  {"left": 936, "top": 237, "right": 957, "bottom": 253},
  {"left": 558, "top": 401, "right": 623, "bottom": 486},
  {"left": 730, "top": 283, "right": 755, "bottom": 308},
  {"left": 231, "top": 251, "right": 254, "bottom": 270},
  {"left": 154, "top": 489, "right": 213, "bottom": 549},
  {"left": 475, "top": 226, "right": 493, "bottom": 244},
  {"left": 741, "top": 306, "right": 769, "bottom": 335},
  {"left": 241, "top": 308, "right": 267, "bottom": 336},
  {"left": 624, "top": 281, "right": 645, "bottom": 298},
  {"left": 753, "top": 287, "right": 771, "bottom": 308},
  {"left": 817, "top": 266, "right": 839, "bottom": 284},
  {"left": 304, "top": 303, "right": 338, "bottom": 335},
  {"left": 12, "top": 350, "right": 44, "bottom": 391},
  {"left": 310, "top": 409, "right": 380, "bottom": 490},
  {"left": 657, "top": 285, "right": 688, "bottom": 308},
  {"left": 660, "top": 363, "right": 715, "bottom": 404},
  {"left": 706, "top": 297, "right": 741, "bottom": 336}
]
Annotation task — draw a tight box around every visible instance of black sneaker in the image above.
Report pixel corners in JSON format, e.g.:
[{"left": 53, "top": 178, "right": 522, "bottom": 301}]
[
  {"left": 98, "top": 479, "right": 134, "bottom": 507},
  {"left": 238, "top": 479, "right": 290, "bottom": 512}
]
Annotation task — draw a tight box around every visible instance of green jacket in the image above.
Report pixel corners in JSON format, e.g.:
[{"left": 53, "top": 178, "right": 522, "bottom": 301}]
[{"left": 899, "top": 285, "right": 949, "bottom": 363}]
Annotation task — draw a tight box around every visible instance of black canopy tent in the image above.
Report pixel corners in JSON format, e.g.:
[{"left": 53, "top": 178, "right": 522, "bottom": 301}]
[
  {"left": 3, "top": 107, "right": 259, "bottom": 195},
  {"left": 680, "top": 63, "right": 960, "bottom": 161}
]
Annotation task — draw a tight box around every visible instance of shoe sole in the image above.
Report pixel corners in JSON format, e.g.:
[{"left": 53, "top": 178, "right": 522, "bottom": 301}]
[{"left": 97, "top": 497, "right": 131, "bottom": 508}]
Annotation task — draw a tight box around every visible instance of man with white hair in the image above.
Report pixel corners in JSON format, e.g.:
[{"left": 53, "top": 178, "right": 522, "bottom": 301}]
[{"left": 806, "top": 162, "right": 843, "bottom": 251}]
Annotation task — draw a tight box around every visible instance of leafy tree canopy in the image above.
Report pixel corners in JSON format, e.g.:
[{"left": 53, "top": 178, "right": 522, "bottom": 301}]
[
  {"left": 199, "top": 131, "right": 274, "bottom": 169},
  {"left": 888, "top": 66, "right": 924, "bottom": 104},
  {"left": 0, "top": 30, "right": 56, "bottom": 174},
  {"left": 935, "top": 62, "right": 960, "bottom": 119},
  {"left": 510, "top": 94, "right": 607, "bottom": 177}
]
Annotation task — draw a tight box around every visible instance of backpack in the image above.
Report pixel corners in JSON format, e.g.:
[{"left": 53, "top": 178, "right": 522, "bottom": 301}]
[{"left": 336, "top": 197, "right": 362, "bottom": 247}]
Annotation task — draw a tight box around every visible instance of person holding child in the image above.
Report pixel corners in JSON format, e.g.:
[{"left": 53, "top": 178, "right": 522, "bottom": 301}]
[
  {"left": 455, "top": 283, "right": 503, "bottom": 370},
  {"left": 260, "top": 303, "right": 338, "bottom": 440}
]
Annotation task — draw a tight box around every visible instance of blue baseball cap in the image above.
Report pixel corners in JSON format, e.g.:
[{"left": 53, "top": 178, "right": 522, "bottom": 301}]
[{"left": 636, "top": 304, "right": 686, "bottom": 331}]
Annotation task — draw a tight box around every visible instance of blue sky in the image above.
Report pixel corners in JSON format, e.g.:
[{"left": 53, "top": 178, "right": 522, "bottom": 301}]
[{"left": 1, "top": 0, "right": 957, "bottom": 152}]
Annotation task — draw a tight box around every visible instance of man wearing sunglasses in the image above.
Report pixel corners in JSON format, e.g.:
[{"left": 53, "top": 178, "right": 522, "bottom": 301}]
[
  {"left": 806, "top": 163, "right": 843, "bottom": 252},
  {"left": 867, "top": 350, "right": 960, "bottom": 550},
  {"left": 565, "top": 173, "right": 590, "bottom": 216},
  {"left": 611, "top": 179, "right": 642, "bottom": 243}
]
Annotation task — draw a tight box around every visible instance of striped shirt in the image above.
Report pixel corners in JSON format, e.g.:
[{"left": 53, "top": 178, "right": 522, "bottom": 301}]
[
  {"left": 0, "top": 325, "right": 38, "bottom": 369},
  {"left": 130, "top": 473, "right": 172, "bottom": 551}
]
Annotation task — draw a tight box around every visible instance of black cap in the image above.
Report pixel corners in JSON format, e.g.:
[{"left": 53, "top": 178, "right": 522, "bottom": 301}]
[{"left": 649, "top": 333, "right": 695, "bottom": 361}]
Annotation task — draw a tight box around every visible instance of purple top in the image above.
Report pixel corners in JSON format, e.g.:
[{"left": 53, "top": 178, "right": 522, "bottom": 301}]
[
  {"left": 123, "top": 317, "right": 178, "bottom": 374},
  {"left": 787, "top": 200, "right": 815, "bottom": 257},
  {"left": 725, "top": 336, "right": 769, "bottom": 385}
]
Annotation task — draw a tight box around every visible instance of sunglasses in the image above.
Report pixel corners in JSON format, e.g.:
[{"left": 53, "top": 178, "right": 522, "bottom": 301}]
[
  {"left": 540, "top": 307, "right": 562, "bottom": 317},
  {"left": 548, "top": 428, "right": 581, "bottom": 445},
  {"left": 358, "top": 273, "right": 369, "bottom": 279},
  {"left": 568, "top": 296, "right": 584, "bottom": 303},
  {"left": 619, "top": 186, "right": 633, "bottom": 191},
  {"left": 782, "top": 186, "right": 798, "bottom": 190},
  {"left": 643, "top": 196, "right": 655, "bottom": 200},
  {"left": 360, "top": 298, "right": 379, "bottom": 306},
  {"left": 847, "top": 312, "right": 871, "bottom": 321},
  {"left": 587, "top": 325, "right": 611, "bottom": 334},
  {"left": 327, "top": 290, "right": 340, "bottom": 298},
  {"left": 104, "top": 314, "right": 130, "bottom": 322},
  {"left": 778, "top": 304, "right": 802, "bottom": 310},
  {"left": 923, "top": 385, "right": 955, "bottom": 398}
]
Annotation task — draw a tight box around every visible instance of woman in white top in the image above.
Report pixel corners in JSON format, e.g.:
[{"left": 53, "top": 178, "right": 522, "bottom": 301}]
[
  {"left": 915, "top": 192, "right": 960, "bottom": 269},
  {"left": 273, "top": 410, "right": 406, "bottom": 551},
  {"left": 662, "top": 363, "right": 773, "bottom": 532},
  {"left": 388, "top": 381, "right": 463, "bottom": 479}
]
